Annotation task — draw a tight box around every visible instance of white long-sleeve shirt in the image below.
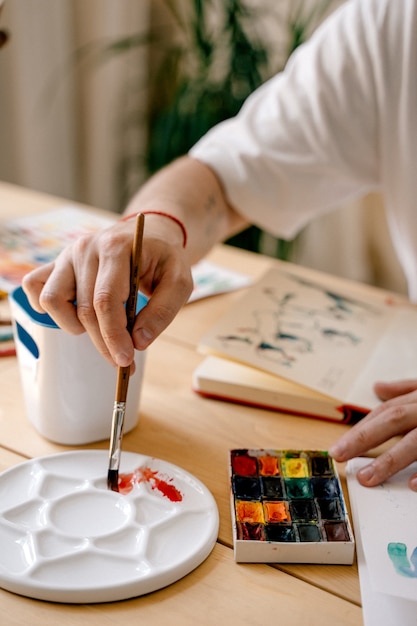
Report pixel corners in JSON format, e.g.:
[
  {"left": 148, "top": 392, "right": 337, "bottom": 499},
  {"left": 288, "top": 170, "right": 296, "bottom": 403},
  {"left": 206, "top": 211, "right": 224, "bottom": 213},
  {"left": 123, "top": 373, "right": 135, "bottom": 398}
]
[{"left": 190, "top": 0, "right": 417, "bottom": 300}]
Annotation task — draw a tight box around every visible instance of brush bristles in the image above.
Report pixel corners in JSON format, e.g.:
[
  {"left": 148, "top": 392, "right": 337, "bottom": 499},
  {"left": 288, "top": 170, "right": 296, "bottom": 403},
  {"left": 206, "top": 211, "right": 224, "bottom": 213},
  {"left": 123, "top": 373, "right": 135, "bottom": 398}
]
[{"left": 107, "top": 469, "right": 119, "bottom": 492}]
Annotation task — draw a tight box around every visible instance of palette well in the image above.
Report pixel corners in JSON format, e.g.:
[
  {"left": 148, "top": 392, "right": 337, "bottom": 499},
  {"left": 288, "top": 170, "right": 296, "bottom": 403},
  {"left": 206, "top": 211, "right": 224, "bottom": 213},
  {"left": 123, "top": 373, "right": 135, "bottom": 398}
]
[
  {"left": 0, "top": 450, "right": 219, "bottom": 603},
  {"left": 230, "top": 449, "right": 354, "bottom": 564}
]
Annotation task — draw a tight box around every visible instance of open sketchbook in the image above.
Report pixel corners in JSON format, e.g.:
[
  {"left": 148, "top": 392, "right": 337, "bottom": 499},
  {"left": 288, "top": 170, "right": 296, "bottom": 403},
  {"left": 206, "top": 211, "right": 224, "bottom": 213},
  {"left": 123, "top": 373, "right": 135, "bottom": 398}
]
[
  {"left": 194, "top": 265, "right": 417, "bottom": 423},
  {"left": 346, "top": 459, "right": 417, "bottom": 626}
]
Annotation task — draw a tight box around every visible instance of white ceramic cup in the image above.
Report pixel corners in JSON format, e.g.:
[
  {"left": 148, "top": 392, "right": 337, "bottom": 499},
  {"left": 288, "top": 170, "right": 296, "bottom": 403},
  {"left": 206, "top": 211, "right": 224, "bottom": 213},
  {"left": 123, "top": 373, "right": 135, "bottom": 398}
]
[{"left": 9, "top": 286, "right": 146, "bottom": 445}]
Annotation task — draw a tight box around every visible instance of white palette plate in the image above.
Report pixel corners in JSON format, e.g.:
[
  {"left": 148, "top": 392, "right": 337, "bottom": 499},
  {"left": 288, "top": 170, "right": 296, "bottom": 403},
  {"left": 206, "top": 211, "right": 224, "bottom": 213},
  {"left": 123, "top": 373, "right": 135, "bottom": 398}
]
[{"left": 0, "top": 450, "right": 219, "bottom": 603}]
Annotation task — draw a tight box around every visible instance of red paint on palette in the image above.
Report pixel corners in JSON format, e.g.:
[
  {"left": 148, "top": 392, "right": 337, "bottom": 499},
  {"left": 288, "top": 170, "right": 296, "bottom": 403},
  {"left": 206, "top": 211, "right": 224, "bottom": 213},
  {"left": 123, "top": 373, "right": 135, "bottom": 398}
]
[{"left": 118, "top": 466, "right": 183, "bottom": 502}]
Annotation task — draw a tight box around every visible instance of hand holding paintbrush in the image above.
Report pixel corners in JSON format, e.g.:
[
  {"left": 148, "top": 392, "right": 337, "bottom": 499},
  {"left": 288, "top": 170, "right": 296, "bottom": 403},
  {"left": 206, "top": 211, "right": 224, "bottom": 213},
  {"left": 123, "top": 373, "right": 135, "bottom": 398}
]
[{"left": 107, "top": 213, "right": 145, "bottom": 491}]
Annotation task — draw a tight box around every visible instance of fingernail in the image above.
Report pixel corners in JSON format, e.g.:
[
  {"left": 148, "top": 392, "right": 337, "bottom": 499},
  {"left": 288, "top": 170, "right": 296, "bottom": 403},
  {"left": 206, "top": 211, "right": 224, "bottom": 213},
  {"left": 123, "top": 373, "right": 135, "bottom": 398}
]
[
  {"left": 328, "top": 442, "right": 345, "bottom": 459},
  {"left": 358, "top": 464, "right": 375, "bottom": 483},
  {"left": 114, "top": 352, "right": 131, "bottom": 367},
  {"left": 410, "top": 476, "right": 417, "bottom": 491},
  {"left": 136, "top": 327, "right": 153, "bottom": 349}
]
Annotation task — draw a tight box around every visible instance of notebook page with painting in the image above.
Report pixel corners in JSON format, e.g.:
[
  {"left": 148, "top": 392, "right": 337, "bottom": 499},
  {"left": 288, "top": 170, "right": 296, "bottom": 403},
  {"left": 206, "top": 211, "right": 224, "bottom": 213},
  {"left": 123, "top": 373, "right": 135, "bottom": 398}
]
[
  {"left": 346, "top": 459, "right": 417, "bottom": 625},
  {"left": 194, "top": 265, "right": 417, "bottom": 423}
]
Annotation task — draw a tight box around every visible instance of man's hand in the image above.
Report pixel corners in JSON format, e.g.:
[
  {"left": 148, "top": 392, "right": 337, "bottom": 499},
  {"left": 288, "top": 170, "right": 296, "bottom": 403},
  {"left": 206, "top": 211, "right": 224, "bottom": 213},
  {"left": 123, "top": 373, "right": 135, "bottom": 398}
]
[
  {"left": 329, "top": 379, "right": 417, "bottom": 490},
  {"left": 22, "top": 219, "right": 193, "bottom": 368}
]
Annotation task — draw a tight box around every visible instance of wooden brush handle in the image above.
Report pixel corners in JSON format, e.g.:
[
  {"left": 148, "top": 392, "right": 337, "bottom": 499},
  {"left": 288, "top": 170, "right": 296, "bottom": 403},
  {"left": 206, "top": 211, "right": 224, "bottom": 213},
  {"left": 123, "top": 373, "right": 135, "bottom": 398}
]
[
  {"left": 115, "top": 365, "right": 131, "bottom": 403},
  {"left": 114, "top": 213, "right": 145, "bottom": 403},
  {"left": 125, "top": 213, "right": 145, "bottom": 334}
]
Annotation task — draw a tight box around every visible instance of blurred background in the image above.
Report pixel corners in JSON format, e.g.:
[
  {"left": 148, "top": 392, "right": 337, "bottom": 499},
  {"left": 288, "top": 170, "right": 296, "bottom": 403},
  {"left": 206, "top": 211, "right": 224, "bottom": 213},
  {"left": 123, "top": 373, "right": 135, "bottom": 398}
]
[{"left": 0, "top": 0, "right": 407, "bottom": 294}]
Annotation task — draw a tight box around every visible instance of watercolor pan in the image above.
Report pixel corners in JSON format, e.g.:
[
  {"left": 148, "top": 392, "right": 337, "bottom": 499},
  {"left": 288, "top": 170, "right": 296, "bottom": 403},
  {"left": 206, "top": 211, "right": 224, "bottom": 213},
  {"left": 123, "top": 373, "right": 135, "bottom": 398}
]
[{"left": 230, "top": 449, "right": 355, "bottom": 564}]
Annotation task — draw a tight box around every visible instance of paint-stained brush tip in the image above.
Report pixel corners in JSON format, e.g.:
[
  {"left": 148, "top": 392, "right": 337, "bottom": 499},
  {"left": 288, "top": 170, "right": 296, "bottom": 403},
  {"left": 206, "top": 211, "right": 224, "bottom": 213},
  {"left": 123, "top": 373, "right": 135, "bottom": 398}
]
[{"left": 107, "top": 469, "right": 119, "bottom": 492}]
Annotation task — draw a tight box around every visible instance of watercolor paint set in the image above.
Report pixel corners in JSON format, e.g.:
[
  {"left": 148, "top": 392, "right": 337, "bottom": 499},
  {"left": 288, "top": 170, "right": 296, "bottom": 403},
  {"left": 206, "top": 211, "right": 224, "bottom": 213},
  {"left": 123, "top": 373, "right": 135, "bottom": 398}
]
[{"left": 230, "top": 449, "right": 355, "bottom": 564}]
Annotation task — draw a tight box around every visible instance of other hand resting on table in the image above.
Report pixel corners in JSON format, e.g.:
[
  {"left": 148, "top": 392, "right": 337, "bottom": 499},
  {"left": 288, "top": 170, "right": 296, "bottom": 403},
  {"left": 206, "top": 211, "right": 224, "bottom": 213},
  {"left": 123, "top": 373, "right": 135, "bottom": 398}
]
[{"left": 330, "top": 379, "right": 417, "bottom": 491}]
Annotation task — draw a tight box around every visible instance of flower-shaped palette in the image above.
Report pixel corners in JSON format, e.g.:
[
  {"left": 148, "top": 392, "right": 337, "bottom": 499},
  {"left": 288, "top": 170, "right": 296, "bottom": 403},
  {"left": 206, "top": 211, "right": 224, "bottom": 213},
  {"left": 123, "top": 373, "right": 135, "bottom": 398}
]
[{"left": 0, "top": 450, "right": 219, "bottom": 603}]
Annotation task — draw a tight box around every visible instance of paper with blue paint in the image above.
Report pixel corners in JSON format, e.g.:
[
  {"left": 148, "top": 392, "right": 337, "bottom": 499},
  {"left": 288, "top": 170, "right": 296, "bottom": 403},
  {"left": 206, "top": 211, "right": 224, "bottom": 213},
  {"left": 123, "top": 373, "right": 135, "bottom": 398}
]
[
  {"left": 347, "top": 457, "right": 417, "bottom": 610},
  {"left": 189, "top": 260, "right": 251, "bottom": 302}
]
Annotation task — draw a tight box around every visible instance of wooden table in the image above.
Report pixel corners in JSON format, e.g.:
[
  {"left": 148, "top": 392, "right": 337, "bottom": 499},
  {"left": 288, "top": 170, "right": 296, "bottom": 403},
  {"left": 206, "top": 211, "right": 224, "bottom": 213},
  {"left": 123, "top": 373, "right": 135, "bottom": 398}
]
[{"left": 0, "top": 181, "right": 376, "bottom": 625}]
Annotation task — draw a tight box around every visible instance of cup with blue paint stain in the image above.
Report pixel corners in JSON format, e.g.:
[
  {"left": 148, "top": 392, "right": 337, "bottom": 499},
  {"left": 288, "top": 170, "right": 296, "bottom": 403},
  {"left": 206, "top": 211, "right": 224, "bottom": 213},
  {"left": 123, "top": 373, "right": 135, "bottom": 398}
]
[{"left": 9, "top": 286, "right": 147, "bottom": 445}]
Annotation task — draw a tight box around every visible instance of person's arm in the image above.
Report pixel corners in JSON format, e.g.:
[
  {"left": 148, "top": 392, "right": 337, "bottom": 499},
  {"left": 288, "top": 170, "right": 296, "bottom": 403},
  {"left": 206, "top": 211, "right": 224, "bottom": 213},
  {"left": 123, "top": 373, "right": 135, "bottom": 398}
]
[
  {"left": 22, "top": 0, "right": 391, "bottom": 368},
  {"left": 124, "top": 155, "right": 247, "bottom": 265},
  {"left": 22, "top": 156, "right": 248, "bottom": 367},
  {"left": 329, "top": 379, "right": 417, "bottom": 491}
]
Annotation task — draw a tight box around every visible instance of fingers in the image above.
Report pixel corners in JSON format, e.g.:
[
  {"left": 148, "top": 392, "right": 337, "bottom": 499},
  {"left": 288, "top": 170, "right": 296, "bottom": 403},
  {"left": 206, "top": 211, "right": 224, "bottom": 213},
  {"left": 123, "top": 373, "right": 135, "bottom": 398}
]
[
  {"left": 374, "top": 378, "right": 417, "bottom": 401},
  {"left": 409, "top": 472, "right": 417, "bottom": 492},
  {"left": 22, "top": 257, "right": 85, "bottom": 334},
  {"left": 329, "top": 395, "right": 417, "bottom": 488},
  {"left": 89, "top": 231, "right": 137, "bottom": 367},
  {"left": 330, "top": 402, "right": 414, "bottom": 461},
  {"left": 23, "top": 229, "right": 134, "bottom": 367},
  {"left": 22, "top": 263, "right": 54, "bottom": 312},
  {"left": 354, "top": 427, "right": 417, "bottom": 488},
  {"left": 59, "top": 228, "right": 136, "bottom": 366},
  {"left": 21, "top": 223, "right": 194, "bottom": 368},
  {"left": 131, "top": 259, "right": 193, "bottom": 351}
]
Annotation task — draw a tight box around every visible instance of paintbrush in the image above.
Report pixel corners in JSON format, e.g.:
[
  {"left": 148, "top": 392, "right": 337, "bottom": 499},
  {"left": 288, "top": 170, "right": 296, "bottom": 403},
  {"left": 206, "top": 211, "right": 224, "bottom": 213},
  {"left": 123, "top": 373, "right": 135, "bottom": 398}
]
[{"left": 107, "top": 213, "right": 145, "bottom": 491}]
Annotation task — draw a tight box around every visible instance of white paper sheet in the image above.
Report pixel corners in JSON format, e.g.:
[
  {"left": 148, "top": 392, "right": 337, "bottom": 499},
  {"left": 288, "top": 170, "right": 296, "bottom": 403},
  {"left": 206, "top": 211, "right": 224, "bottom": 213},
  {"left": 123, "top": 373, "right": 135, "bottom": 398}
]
[
  {"left": 189, "top": 260, "right": 251, "bottom": 302},
  {"left": 347, "top": 458, "right": 417, "bottom": 625}
]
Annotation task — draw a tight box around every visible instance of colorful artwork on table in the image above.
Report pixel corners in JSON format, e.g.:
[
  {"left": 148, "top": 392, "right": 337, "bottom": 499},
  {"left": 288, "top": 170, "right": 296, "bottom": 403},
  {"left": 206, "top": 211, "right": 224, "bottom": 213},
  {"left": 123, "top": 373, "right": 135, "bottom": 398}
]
[
  {"left": 230, "top": 448, "right": 354, "bottom": 563},
  {"left": 0, "top": 206, "right": 115, "bottom": 292}
]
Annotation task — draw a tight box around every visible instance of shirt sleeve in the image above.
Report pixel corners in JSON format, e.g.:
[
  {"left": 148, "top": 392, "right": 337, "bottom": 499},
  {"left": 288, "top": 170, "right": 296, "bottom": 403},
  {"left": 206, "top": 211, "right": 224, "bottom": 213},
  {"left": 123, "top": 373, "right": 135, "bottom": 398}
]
[{"left": 189, "top": 0, "right": 388, "bottom": 240}]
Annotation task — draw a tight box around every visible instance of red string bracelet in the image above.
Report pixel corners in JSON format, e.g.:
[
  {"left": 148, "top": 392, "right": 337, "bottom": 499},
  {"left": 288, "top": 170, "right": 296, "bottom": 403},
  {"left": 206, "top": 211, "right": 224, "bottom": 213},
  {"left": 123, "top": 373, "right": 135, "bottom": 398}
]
[{"left": 120, "top": 211, "right": 187, "bottom": 248}]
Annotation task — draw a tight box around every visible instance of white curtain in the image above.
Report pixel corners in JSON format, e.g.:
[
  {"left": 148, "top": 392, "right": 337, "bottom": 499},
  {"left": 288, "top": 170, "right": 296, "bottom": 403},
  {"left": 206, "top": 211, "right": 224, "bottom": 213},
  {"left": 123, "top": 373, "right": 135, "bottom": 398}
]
[{"left": 0, "top": 0, "right": 149, "bottom": 213}]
